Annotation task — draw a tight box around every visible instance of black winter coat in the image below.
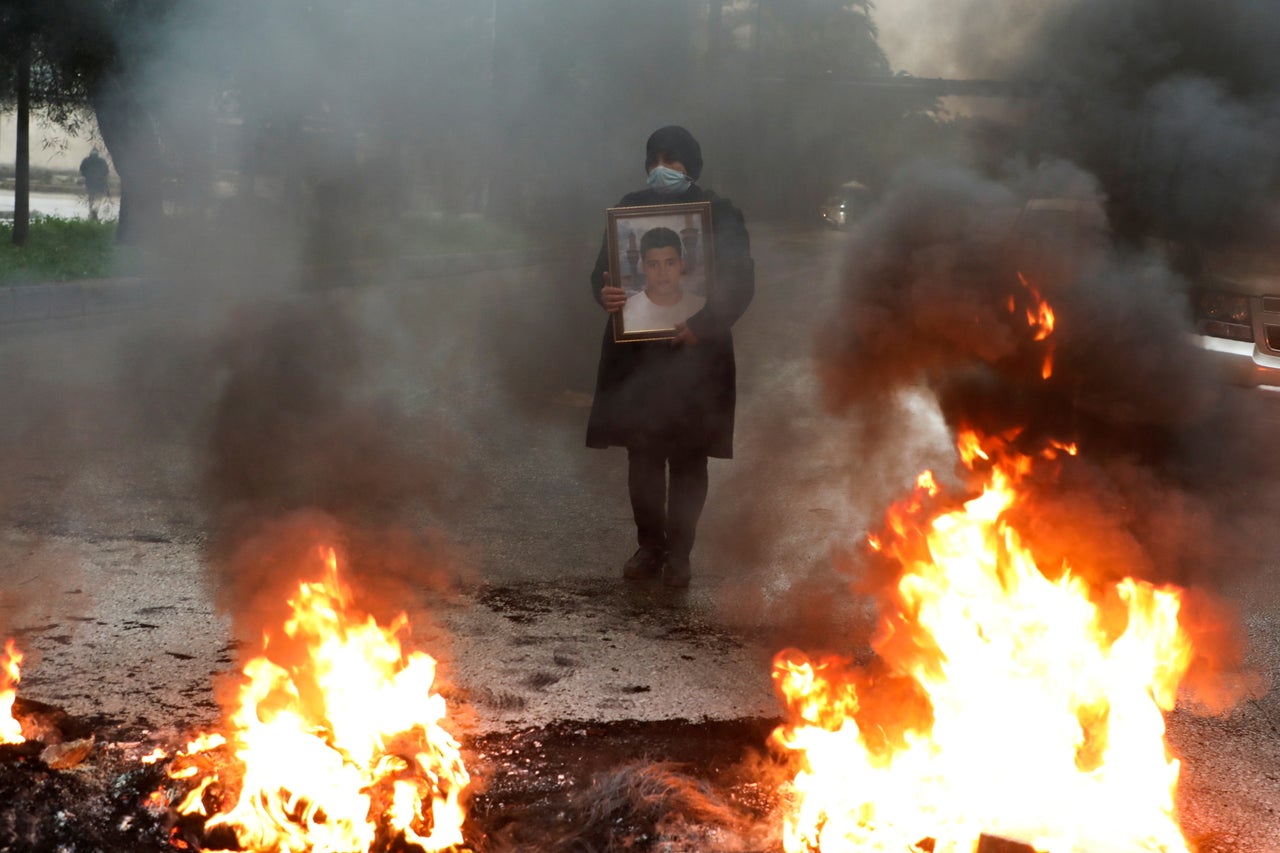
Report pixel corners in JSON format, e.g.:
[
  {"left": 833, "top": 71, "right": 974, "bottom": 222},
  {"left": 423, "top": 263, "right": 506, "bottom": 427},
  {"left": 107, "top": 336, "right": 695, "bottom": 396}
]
[{"left": 585, "top": 185, "right": 755, "bottom": 458}]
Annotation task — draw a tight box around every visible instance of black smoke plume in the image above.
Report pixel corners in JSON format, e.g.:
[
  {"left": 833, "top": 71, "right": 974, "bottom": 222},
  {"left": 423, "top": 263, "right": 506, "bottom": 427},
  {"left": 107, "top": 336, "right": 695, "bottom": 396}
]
[
  {"left": 1011, "top": 0, "right": 1280, "bottom": 249},
  {"left": 199, "top": 297, "right": 473, "bottom": 642},
  {"left": 810, "top": 0, "right": 1280, "bottom": 697}
]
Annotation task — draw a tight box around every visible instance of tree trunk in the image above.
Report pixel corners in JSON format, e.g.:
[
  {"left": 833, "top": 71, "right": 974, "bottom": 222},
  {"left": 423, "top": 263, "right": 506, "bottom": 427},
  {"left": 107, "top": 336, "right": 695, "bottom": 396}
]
[
  {"left": 12, "top": 39, "right": 32, "bottom": 247},
  {"left": 90, "top": 74, "right": 166, "bottom": 246}
]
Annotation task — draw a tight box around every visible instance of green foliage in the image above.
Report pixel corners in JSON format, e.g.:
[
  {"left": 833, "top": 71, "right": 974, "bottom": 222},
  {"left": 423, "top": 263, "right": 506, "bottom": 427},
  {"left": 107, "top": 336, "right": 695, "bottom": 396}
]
[{"left": 0, "top": 215, "right": 119, "bottom": 284}]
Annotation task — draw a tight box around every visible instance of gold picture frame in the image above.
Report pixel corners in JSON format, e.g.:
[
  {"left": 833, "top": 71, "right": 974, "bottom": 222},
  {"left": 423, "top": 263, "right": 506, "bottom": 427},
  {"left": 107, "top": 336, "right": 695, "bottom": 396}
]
[{"left": 606, "top": 201, "right": 715, "bottom": 342}]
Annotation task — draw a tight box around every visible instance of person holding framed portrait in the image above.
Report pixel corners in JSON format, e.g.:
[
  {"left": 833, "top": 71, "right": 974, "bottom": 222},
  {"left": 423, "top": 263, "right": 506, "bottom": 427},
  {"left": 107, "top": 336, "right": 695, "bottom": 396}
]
[{"left": 586, "top": 125, "right": 756, "bottom": 588}]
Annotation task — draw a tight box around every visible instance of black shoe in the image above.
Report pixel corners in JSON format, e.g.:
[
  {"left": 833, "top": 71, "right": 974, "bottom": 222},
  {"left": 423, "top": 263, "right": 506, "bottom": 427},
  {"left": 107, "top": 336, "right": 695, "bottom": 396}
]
[
  {"left": 622, "top": 547, "right": 665, "bottom": 580},
  {"left": 664, "top": 555, "right": 691, "bottom": 588}
]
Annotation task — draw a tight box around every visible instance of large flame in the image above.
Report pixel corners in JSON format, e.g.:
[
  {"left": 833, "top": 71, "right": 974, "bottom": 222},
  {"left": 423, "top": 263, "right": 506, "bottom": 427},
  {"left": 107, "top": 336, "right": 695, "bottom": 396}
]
[
  {"left": 1, "top": 639, "right": 23, "bottom": 744},
  {"left": 772, "top": 432, "right": 1195, "bottom": 853},
  {"left": 169, "top": 547, "right": 469, "bottom": 852}
]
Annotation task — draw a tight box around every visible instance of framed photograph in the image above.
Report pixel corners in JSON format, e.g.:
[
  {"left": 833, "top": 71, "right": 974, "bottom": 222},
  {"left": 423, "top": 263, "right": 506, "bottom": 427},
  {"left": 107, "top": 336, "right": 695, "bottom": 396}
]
[{"left": 606, "top": 201, "right": 715, "bottom": 342}]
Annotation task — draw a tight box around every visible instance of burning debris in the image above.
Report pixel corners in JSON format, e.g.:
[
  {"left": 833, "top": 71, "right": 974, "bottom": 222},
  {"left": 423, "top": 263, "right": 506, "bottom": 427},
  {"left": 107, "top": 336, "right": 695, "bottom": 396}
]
[
  {"left": 1, "top": 640, "right": 24, "bottom": 745},
  {"left": 0, "top": 708, "right": 789, "bottom": 853},
  {"left": 0, "top": 686, "right": 166, "bottom": 852},
  {"left": 0, "top": 643, "right": 96, "bottom": 772},
  {"left": 158, "top": 546, "right": 469, "bottom": 852},
  {"left": 762, "top": 109, "right": 1271, "bottom": 846},
  {"left": 771, "top": 430, "right": 1199, "bottom": 852}
]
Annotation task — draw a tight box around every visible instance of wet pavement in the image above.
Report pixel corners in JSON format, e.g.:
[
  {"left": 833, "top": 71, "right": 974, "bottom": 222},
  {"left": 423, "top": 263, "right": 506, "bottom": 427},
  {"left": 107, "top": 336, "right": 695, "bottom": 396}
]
[
  {"left": 1, "top": 223, "right": 1279, "bottom": 850},
  {"left": 0, "top": 223, "right": 854, "bottom": 734}
]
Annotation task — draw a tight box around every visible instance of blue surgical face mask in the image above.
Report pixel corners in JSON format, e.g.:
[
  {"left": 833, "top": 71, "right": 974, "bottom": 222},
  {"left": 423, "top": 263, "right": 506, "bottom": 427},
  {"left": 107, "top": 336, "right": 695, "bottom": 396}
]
[{"left": 647, "top": 165, "right": 692, "bottom": 195}]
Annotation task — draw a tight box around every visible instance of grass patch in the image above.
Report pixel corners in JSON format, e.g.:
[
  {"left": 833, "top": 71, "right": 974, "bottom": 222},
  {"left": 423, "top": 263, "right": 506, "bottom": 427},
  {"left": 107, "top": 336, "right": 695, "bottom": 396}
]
[{"left": 0, "top": 216, "right": 119, "bottom": 284}]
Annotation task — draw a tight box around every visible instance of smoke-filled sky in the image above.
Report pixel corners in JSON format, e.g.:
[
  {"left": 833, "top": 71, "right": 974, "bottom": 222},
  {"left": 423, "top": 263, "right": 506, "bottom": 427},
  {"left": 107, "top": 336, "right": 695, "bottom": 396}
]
[{"left": 0, "top": 0, "right": 963, "bottom": 171}]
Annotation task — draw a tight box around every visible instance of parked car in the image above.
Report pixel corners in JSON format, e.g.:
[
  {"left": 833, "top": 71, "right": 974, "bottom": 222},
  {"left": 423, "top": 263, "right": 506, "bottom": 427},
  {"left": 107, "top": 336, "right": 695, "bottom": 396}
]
[
  {"left": 1184, "top": 250, "right": 1280, "bottom": 389},
  {"left": 1012, "top": 197, "right": 1107, "bottom": 245},
  {"left": 1008, "top": 196, "right": 1280, "bottom": 394},
  {"left": 820, "top": 180, "right": 873, "bottom": 228}
]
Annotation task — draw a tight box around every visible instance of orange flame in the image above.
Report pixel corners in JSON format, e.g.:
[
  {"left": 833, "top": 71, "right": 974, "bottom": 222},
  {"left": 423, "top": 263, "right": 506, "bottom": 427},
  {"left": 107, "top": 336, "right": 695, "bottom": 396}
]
[
  {"left": 170, "top": 548, "right": 469, "bottom": 851},
  {"left": 1, "top": 639, "right": 24, "bottom": 744},
  {"left": 1016, "top": 271, "right": 1056, "bottom": 379},
  {"left": 772, "top": 431, "right": 1195, "bottom": 853}
]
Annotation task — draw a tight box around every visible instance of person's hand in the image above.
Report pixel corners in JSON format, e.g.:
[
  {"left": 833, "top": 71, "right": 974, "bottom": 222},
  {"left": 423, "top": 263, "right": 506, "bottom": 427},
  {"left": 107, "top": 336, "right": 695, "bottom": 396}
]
[
  {"left": 671, "top": 322, "right": 699, "bottom": 346},
  {"left": 600, "top": 272, "right": 627, "bottom": 313}
]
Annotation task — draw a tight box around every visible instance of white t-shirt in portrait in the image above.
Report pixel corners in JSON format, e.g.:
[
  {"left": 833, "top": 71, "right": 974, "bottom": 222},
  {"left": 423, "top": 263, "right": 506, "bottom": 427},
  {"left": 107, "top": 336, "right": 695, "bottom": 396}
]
[{"left": 622, "top": 289, "right": 706, "bottom": 332}]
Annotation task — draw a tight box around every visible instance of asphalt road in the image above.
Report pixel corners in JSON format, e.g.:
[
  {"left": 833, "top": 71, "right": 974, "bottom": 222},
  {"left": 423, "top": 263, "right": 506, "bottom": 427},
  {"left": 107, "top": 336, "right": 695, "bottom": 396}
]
[
  {"left": 1, "top": 222, "right": 1279, "bottom": 849},
  {"left": 0, "top": 223, "right": 859, "bottom": 733}
]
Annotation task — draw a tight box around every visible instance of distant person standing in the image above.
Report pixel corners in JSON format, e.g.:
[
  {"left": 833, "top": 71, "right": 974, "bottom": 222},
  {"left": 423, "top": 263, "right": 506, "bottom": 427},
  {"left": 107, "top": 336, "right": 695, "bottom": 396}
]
[{"left": 79, "top": 148, "right": 110, "bottom": 221}]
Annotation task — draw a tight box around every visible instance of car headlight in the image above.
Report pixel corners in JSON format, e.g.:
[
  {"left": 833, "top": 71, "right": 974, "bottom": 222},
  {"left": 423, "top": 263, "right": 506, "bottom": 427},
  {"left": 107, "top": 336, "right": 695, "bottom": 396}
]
[
  {"left": 1196, "top": 290, "right": 1254, "bottom": 342},
  {"left": 1201, "top": 292, "right": 1249, "bottom": 323}
]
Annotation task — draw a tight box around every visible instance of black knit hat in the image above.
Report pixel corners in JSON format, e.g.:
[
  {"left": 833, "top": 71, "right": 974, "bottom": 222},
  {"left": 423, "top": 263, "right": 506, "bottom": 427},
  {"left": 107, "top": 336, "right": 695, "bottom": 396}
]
[{"left": 645, "top": 125, "right": 703, "bottom": 181}]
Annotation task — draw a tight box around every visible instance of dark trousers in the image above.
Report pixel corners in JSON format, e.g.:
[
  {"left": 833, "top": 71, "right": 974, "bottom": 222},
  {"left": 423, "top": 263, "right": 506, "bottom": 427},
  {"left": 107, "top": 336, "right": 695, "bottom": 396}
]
[{"left": 627, "top": 447, "right": 708, "bottom": 561}]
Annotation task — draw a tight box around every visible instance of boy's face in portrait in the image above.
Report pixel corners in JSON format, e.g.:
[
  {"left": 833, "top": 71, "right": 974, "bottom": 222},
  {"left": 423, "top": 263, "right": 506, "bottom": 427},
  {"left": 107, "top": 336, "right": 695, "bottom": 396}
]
[{"left": 642, "top": 246, "right": 685, "bottom": 301}]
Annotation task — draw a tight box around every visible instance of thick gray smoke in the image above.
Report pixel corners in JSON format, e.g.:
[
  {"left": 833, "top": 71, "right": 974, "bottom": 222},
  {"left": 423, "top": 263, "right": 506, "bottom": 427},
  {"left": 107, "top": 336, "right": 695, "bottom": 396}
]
[
  {"left": 883, "top": 0, "right": 1280, "bottom": 245},
  {"left": 197, "top": 297, "right": 475, "bottom": 632},
  {"left": 801, "top": 0, "right": 1280, "bottom": 698},
  {"left": 1006, "top": 0, "right": 1280, "bottom": 248},
  {"left": 100, "top": 0, "right": 832, "bottom": 643},
  {"left": 816, "top": 160, "right": 1253, "bottom": 583},
  {"left": 7, "top": 2, "right": 757, "bottom": 652}
]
